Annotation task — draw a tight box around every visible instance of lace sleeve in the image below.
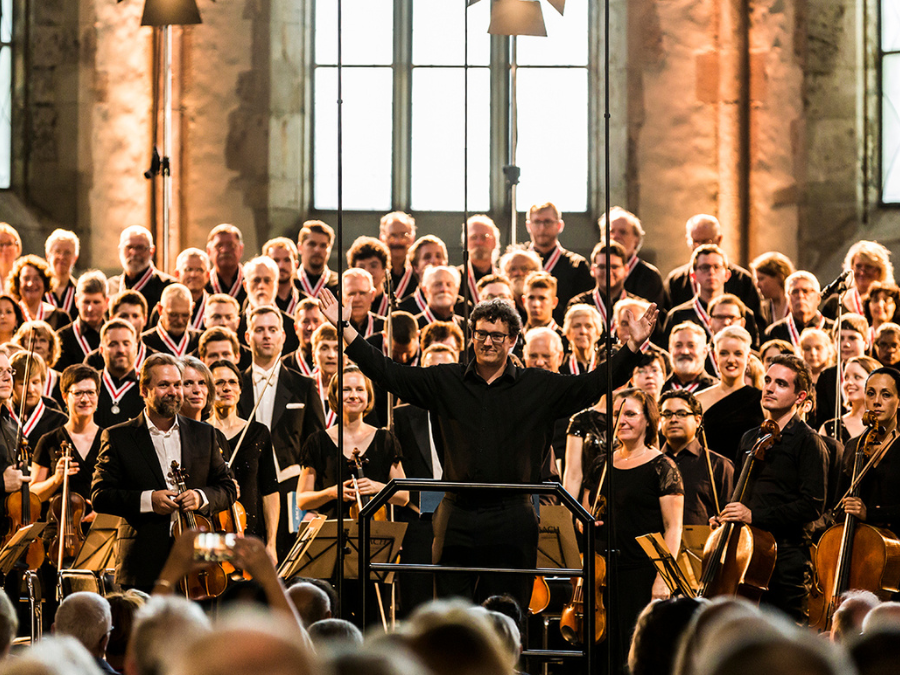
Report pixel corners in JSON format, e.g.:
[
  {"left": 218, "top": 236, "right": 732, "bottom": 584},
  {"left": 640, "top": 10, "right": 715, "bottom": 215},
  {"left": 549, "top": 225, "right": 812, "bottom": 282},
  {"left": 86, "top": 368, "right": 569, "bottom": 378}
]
[
  {"left": 567, "top": 408, "right": 606, "bottom": 438},
  {"left": 654, "top": 454, "right": 684, "bottom": 497}
]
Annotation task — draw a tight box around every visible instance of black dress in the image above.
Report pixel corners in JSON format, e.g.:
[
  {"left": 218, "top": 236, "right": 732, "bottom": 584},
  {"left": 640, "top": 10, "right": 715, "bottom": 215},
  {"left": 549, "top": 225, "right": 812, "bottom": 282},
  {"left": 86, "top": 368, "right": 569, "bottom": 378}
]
[
  {"left": 566, "top": 408, "right": 609, "bottom": 498},
  {"left": 588, "top": 452, "right": 684, "bottom": 670},
  {"left": 841, "top": 434, "right": 900, "bottom": 535},
  {"left": 701, "top": 387, "right": 764, "bottom": 466},
  {"left": 33, "top": 426, "right": 101, "bottom": 501},
  {"left": 299, "top": 428, "right": 403, "bottom": 518},
  {"left": 222, "top": 421, "right": 279, "bottom": 539}
]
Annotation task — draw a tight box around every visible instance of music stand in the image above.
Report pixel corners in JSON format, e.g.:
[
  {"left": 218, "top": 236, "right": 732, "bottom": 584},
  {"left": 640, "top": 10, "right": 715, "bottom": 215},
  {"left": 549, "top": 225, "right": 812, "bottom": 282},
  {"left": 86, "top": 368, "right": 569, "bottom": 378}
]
[
  {"left": 0, "top": 523, "right": 46, "bottom": 575},
  {"left": 636, "top": 533, "right": 697, "bottom": 597},
  {"left": 348, "top": 521, "right": 406, "bottom": 584},
  {"left": 72, "top": 514, "right": 121, "bottom": 572},
  {"left": 277, "top": 515, "right": 327, "bottom": 579},
  {"left": 285, "top": 520, "right": 407, "bottom": 583},
  {"left": 535, "top": 505, "right": 581, "bottom": 571}
]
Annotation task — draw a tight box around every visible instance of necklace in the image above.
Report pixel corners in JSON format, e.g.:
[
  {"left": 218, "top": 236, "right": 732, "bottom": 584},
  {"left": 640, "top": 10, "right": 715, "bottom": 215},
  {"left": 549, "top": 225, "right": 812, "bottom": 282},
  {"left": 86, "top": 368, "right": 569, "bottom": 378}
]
[{"left": 616, "top": 446, "right": 649, "bottom": 463}]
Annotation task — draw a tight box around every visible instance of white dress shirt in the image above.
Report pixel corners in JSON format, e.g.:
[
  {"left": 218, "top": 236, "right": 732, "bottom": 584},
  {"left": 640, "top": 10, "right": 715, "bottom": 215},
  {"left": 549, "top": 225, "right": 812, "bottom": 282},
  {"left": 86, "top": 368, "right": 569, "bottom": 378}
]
[
  {"left": 251, "top": 360, "right": 300, "bottom": 483},
  {"left": 139, "top": 412, "right": 207, "bottom": 513}
]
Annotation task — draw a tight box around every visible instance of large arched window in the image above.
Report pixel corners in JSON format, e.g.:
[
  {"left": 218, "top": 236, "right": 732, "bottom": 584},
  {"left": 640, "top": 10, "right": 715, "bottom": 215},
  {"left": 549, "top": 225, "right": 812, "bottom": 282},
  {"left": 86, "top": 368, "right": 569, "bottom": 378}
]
[
  {"left": 311, "top": 0, "right": 591, "bottom": 217},
  {"left": 0, "top": 0, "right": 12, "bottom": 189}
]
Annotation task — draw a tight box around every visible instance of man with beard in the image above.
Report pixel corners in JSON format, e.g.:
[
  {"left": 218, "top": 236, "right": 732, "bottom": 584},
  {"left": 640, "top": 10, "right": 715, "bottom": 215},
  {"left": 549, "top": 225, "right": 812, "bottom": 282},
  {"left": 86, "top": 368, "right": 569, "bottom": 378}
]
[
  {"left": 456, "top": 215, "right": 500, "bottom": 303},
  {"left": 142, "top": 285, "right": 202, "bottom": 358},
  {"left": 237, "top": 257, "right": 299, "bottom": 355},
  {"left": 413, "top": 266, "right": 464, "bottom": 330},
  {"left": 92, "top": 353, "right": 237, "bottom": 591},
  {"left": 95, "top": 319, "right": 145, "bottom": 429},
  {"left": 379, "top": 211, "right": 418, "bottom": 300},
  {"left": 107, "top": 226, "right": 174, "bottom": 312},
  {"left": 662, "top": 322, "right": 718, "bottom": 394}
]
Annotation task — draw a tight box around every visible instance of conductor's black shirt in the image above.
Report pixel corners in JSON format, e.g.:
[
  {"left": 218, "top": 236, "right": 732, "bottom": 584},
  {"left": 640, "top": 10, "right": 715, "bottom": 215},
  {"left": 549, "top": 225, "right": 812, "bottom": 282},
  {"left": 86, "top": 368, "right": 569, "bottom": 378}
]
[{"left": 346, "top": 336, "right": 640, "bottom": 485}]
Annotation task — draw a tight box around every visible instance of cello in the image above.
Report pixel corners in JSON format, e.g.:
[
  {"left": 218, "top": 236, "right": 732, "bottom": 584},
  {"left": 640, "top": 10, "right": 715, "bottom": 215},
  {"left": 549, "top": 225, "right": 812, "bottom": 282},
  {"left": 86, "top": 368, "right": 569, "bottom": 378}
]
[
  {"left": 168, "top": 461, "right": 228, "bottom": 600},
  {"left": 808, "top": 411, "right": 900, "bottom": 630},
  {"left": 559, "top": 462, "right": 607, "bottom": 645},
  {"left": 696, "top": 419, "right": 779, "bottom": 601},
  {"left": 48, "top": 440, "right": 86, "bottom": 569}
]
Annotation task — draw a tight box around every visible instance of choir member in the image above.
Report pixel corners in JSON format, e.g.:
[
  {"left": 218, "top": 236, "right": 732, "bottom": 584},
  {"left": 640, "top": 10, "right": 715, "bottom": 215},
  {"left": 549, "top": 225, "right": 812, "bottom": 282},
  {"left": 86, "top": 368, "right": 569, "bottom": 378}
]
[
  {"left": 750, "top": 251, "right": 795, "bottom": 328},
  {"left": 600, "top": 206, "right": 665, "bottom": 308},
  {"left": 6, "top": 255, "right": 69, "bottom": 329},
  {"left": 44, "top": 229, "right": 80, "bottom": 320},
  {"left": 206, "top": 223, "right": 247, "bottom": 307}
]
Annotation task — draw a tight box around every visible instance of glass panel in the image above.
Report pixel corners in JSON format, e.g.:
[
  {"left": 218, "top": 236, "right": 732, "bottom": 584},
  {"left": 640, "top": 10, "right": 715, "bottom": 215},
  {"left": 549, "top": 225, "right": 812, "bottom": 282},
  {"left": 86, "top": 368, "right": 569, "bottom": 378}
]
[
  {"left": 0, "top": 0, "right": 10, "bottom": 44},
  {"left": 517, "top": 0, "right": 588, "bottom": 66},
  {"left": 884, "top": 0, "right": 900, "bottom": 53},
  {"left": 411, "top": 67, "right": 490, "bottom": 211},
  {"left": 412, "top": 0, "right": 490, "bottom": 66},
  {"left": 314, "top": 67, "right": 393, "bottom": 210},
  {"left": 0, "top": 47, "right": 10, "bottom": 189},
  {"left": 883, "top": 55, "right": 900, "bottom": 202},
  {"left": 315, "top": 0, "right": 393, "bottom": 66},
  {"left": 515, "top": 67, "right": 588, "bottom": 212}
]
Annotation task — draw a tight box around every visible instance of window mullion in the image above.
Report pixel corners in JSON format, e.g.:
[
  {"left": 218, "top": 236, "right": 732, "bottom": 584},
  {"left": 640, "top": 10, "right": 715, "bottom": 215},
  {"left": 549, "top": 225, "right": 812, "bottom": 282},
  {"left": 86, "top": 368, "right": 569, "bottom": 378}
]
[{"left": 393, "top": 0, "right": 412, "bottom": 210}]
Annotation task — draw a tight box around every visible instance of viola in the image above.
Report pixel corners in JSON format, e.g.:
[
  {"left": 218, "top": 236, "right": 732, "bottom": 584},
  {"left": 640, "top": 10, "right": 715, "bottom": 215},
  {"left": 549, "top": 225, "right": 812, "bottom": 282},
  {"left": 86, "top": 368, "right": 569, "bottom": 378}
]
[
  {"left": 560, "top": 478, "right": 607, "bottom": 645},
  {"left": 808, "top": 411, "right": 900, "bottom": 630},
  {"left": 48, "top": 441, "right": 86, "bottom": 568},
  {"left": 3, "top": 438, "right": 45, "bottom": 570},
  {"left": 696, "top": 420, "right": 779, "bottom": 602},
  {"left": 215, "top": 500, "right": 251, "bottom": 579},
  {"left": 168, "top": 461, "right": 228, "bottom": 600},
  {"left": 348, "top": 447, "right": 387, "bottom": 522}
]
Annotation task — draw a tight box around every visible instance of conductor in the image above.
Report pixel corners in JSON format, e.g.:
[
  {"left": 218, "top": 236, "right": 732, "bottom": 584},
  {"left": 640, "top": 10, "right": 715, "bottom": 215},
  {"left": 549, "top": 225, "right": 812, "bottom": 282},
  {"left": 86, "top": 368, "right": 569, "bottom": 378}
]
[{"left": 318, "top": 289, "right": 658, "bottom": 608}]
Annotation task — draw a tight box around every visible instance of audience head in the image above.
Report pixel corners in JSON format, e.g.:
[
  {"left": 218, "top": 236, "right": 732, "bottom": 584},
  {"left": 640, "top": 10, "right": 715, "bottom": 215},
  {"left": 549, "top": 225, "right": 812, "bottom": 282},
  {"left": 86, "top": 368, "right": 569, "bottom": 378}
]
[
  {"left": 52, "top": 591, "right": 112, "bottom": 659},
  {"left": 628, "top": 597, "right": 706, "bottom": 675},
  {"left": 286, "top": 581, "right": 332, "bottom": 628},
  {"left": 830, "top": 590, "right": 879, "bottom": 643},
  {"left": 307, "top": 618, "right": 364, "bottom": 653},
  {"left": 125, "top": 595, "right": 211, "bottom": 675},
  {"left": 0, "top": 588, "right": 17, "bottom": 658}
]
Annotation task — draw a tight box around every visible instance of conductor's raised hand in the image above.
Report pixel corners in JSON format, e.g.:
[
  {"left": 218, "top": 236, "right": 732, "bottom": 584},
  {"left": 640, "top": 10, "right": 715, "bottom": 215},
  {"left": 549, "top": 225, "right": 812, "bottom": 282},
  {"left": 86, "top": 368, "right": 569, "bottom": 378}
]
[
  {"left": 318, "top": 288, "right": 351, "bottom": 326},
  {"left": 622, "top": 303, "right": 659, "bottom": 353}
]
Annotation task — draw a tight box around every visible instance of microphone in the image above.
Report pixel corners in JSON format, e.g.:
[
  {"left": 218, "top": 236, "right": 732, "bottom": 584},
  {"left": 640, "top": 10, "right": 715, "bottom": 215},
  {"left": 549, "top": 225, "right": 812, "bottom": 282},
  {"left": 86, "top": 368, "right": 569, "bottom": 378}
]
[{"left": 820, "top": 270, "right": 853, "bottom": 297}]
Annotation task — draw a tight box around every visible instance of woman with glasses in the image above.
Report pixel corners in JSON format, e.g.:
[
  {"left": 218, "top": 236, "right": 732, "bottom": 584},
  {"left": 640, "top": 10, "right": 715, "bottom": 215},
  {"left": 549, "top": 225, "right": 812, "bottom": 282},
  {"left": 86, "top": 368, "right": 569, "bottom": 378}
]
[
  {"left": 208, "top": 359, "right": 279, "bottom": 553},
  {"left": 584, "top": 388, "right": 683, "bottom": 665},
  {"left": 695, "top": 326, "right": 764, "bottom": 466},
  {"left": 32, "top": 365, "right": 101, "bottom": 523}
]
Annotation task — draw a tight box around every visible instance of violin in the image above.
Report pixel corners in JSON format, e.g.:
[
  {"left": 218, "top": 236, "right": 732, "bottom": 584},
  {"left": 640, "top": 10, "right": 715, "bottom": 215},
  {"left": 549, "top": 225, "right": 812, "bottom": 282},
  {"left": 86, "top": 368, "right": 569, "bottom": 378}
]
[
  {"left": 808, "top": 411, "right": 900, "bottom": 630},
  {"left": 696, "top": 420, "right": 779, "bottom": 601},
  {"left": 48, "top": 441, "right": 86, "bottom": 568},
  {"left": 560, "top": 475, "right": 607, "bottom": 645},
  {"left": 168, "top": 461, "right": 228, "bottom": 600},
  {"left": 348, "top": 448, "right": 387, "bottom": 521},
  {"left": 3, "top": 437, "right": 45, "bottom": 570}
]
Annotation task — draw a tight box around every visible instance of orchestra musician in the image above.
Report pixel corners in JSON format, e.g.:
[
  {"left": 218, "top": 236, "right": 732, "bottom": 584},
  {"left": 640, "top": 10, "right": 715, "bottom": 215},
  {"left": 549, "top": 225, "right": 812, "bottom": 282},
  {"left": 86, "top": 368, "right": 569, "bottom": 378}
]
[
  {"left": 840, "top": 367, "right": 900, "bottom": 538},
  {"left": 91, "top": 353, "right": 237, "bottom": 591},
  {"left": 710, "top": 354, "right": 829, "bottom": 622}
]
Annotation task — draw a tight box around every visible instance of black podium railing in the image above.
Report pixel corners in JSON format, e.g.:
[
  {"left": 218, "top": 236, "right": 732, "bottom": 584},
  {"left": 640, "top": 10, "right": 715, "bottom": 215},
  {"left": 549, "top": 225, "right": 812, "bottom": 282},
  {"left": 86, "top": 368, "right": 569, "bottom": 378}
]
[{"left": 358, "top": 480, "right": 598, "bottom": 671}]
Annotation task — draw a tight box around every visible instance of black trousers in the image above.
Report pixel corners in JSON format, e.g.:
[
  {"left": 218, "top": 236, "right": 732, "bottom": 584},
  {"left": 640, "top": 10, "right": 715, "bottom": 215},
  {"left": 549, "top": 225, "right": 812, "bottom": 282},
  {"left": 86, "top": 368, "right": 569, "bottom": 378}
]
[
  {"left": 432, "top": 494, "right": 539, "bottom": 610},
  {"left": 761, "top": 543, "right": 811, "bottom": 623}
]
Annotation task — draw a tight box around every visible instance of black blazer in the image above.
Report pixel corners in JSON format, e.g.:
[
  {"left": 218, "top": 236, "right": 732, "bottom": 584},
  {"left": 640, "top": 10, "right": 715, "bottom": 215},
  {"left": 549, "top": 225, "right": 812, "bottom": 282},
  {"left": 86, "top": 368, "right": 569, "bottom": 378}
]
[
  {"left": 91, "top": 414, "right": 236, "bottom": 588},
  {"left": 393, "top": 403, "right": 442, "bottom": 509},
  {"left": 238, "top": 364, "right": 326, "bottom": 477}
]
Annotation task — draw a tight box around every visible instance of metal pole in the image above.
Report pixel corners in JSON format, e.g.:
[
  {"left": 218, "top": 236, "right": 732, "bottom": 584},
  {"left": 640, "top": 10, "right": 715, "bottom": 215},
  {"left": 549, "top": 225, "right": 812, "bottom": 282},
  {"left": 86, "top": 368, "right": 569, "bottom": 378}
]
[
  {"left": 161, "top": 25, "right": 172, "bottom": 272},
  {"left": 509, "top": 36, "right": 518, "bottom": 244},
  {"left": 335, "top": 0, "right": 346, "bottom": 621}
]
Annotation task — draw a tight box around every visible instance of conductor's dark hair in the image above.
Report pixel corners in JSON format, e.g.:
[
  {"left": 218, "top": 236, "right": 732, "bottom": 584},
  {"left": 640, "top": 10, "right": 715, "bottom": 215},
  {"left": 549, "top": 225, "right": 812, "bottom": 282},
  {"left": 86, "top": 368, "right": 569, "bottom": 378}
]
[{"left": 469, "top": 298, "right": 523, "bottom": 339}]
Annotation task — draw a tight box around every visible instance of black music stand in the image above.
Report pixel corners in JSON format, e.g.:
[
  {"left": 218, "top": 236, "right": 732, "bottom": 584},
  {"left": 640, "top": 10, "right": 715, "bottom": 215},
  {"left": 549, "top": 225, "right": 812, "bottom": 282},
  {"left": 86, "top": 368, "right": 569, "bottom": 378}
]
[
  {"left": 0, "top": 523, "right": 46, "bottom": 575},
  {"left": 288, "top": 520, "right": 406, "bottom": 583},
  {"left": 72, "top": 514, "right": 120, "bottom": 572},
  {"left": 277, "top": 515, "right": 327, "bottom": 579}
]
